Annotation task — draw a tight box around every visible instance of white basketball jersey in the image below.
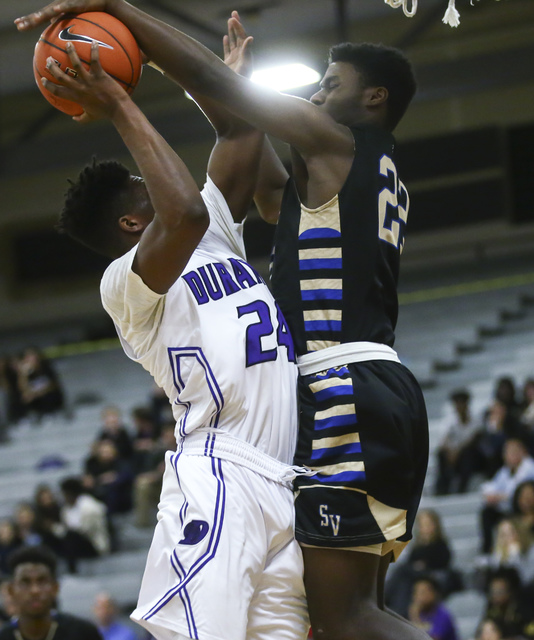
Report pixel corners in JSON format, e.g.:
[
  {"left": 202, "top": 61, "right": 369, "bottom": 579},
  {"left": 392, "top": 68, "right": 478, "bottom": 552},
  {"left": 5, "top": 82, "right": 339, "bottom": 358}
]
[{"left": 101, "top": 177, "right": 298, "bottom": 465}]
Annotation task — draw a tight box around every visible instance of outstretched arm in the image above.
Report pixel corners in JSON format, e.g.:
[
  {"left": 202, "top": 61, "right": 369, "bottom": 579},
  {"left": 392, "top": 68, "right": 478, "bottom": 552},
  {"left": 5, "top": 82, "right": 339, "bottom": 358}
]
[
  {"left": 16, "top": 0, "right": 353, "bottom": 160},
  {"left": 43, "top": 42, "right": 208, "bottom": 294}
]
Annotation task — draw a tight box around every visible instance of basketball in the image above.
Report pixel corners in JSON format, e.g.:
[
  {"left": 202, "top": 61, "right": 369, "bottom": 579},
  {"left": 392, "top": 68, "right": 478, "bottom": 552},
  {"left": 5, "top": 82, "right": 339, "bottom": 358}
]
[{"left": 33, "top": 12, "right": 143, "bottom": 116}]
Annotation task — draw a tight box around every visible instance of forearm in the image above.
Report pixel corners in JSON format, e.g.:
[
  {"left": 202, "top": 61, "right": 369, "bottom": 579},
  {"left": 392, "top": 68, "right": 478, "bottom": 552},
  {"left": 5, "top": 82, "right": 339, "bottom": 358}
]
[
  {"left": 110, "top": 1, "right": 233, "bottom": 97},
  {"left": 254, "top": 137, "right": 289, "bottom": 224}
]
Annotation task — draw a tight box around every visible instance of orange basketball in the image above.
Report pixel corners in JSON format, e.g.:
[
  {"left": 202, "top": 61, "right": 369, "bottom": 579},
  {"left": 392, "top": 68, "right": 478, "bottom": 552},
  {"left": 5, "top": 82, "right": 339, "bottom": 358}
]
[{"left": 33, "top": 12, "right": 143, "bottom": 116}]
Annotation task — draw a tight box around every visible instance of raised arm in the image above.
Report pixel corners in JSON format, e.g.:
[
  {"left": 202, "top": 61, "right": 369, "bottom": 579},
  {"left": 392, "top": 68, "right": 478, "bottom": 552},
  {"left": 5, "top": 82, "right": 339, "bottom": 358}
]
[
  {"left": 43, "top": 42, "right": 208, "bottom": 294},
  {"left": 16, "top": 0, "right": 353, "bottom": 159}
]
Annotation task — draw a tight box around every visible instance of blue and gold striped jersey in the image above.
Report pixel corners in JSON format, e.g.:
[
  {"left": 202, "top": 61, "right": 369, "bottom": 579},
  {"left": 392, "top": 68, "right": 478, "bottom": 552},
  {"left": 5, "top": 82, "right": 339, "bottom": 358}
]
[{"left": 271, "top": 124, "right": 409, "bottom": 356}]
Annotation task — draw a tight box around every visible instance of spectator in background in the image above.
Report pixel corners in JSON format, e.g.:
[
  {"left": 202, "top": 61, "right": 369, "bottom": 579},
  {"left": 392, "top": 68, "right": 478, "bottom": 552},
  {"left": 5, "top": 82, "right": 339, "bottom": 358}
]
[
  {"left": 84, "top": 440, "right": 134, "bottom": 516},
  {"left": 480, "top": 438, "right": 534, "bottom": 554},
  {"left": 93, "top": 593, "right": 139, "bottom": 640},
  {"left": 495, "top": 377, "right": 521, "bottom": 418},
  {"left": 58, "top": 476, "right": 110, "bottom": 574},
  {"left": 0, "top": 357, "right": 25, "bottom": 427},
  {"left": 486, "top": 519, "right": 534, "bottom": 587},
  {"left": 32, "top": 484, "right": 63, "bottom": 556},
  {"left": 408, "top": 576, "right": 459, "bottom": 640},
  {"left": 477, "top": 400, "right": 528, "bottom": 480},
  {"left": 512, "top": 480, "right": 534, "bottom": 543},
  {"left": 520, "top": 378, "right": 534, "bottom": 428},
  {"left": 0, "top": 577, "right": 16, "bottom": 625},
  {"left": 130, "top": 406, "right": 158, "bottom": 475},
  {"left": 435, "top": 389, "right": 482, "bottom": 495},
  {"left": 386, "top": 509, "right": 458, "bottom": 617},
  {"left": 13, "top": 503, "right": 42, "bottom": 547},
  {"left": 0, "top": 545, "right": 102, "bottom": 639},
  {"left": 14, "top": 347, "right": 64, "bottom": 423},
  {"left": 0, "top": 522, "right": 21, "bottom": 578},
  {"left": 95, "top": 407, "right": 133, "bottom": 461},
  {"left": 147, "top": 384, "right": 172, "bottom": 435},
  {"left": 482, "top": 568, "right": 527, "bottom": 640},
  {"left": 133, "top": 424, "right": 176, "bottom": 528}
]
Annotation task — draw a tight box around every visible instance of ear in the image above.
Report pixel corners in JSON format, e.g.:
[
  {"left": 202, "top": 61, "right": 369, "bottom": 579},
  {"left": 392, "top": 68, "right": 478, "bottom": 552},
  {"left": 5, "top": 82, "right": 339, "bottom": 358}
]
[
  {"left": 118, "top": 215, "right": 146, "bottom": 234},
  {"left": 365, "top": 86, "right": 388, "bottom": 107}
]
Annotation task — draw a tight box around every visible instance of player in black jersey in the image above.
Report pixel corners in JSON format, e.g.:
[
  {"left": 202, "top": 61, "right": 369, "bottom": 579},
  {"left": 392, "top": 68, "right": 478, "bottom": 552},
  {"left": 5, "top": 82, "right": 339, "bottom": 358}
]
[
  {"left": 0, "top": 546, "right": 102, "bottom": 640},
  {"left": 17, "top": 3, "right": 429, "bottom": 639}
]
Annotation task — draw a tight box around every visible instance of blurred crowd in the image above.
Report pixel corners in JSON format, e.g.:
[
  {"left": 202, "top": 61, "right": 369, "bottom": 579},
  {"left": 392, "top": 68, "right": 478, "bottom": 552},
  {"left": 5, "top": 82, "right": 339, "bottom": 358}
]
[{"left": 2, "top": 350, "right": 534, "bottom": 640}]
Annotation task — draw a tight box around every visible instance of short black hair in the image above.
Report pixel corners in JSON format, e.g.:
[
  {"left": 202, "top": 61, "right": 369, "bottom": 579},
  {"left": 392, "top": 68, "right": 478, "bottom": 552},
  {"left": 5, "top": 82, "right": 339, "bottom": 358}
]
[
  {"left": 329, "top": 42, "right": 416, "bottom": 131},
  {"left": 57, "top": 159, "right": 133, "bottom": 258},
  {"left": 413, "top": 574, "right": 442, "bottom": 596},
  {"left": 59, "top": 476, "right": 85, "bottom": 499},
  {"left": 450, "top": 389, "right": 470, "bottom": 403},
  {"left": 7, "top": 545, "right": 58, "bottom": 579}
]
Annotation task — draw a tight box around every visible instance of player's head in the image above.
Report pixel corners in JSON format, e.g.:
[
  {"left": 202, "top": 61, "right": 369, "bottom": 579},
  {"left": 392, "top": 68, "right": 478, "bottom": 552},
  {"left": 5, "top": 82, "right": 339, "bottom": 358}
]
[
  {"left": 311, "top": 43, "right": 416, "bottom": 131},
  {"left": 7, "top": 546, "right": 59, "bottom": 619},
  {"left": 58, "top": 159, "right": 154, "bottom": 259}
]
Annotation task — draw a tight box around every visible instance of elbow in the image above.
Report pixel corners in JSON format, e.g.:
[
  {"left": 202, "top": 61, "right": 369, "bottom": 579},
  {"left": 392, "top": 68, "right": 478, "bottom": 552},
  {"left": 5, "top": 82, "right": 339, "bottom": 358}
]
[{"left": 186, "top": 200, "right": 210, "bottom": 233}]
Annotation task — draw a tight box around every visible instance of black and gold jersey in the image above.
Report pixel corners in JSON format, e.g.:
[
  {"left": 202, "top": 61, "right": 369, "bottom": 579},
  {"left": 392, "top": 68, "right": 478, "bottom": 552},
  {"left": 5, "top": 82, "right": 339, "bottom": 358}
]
[{"left": 271, "top": 123, "right": 409, "bottom": 357}]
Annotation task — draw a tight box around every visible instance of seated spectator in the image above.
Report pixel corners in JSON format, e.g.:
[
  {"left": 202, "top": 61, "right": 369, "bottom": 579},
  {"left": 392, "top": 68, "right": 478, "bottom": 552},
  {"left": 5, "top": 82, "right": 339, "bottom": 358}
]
[
  {"left": 148, "top": 384, "right": 173, "bottom": 434},
  {"left": 58, "top": 476, "right": 111, "bottom": 574},
  {"left": 386, "top": 509, "right": 459, "bottom": 617},
  {"left": 480, "top": 438, "right": 534, "bottom": 553},
  {"left": 0, "top": 545, "right": 102, "bottom": 639},
  {"left": 477, "top": 400, "right": 529, "bottom": 480},
  {"left": 93, "top": 592, "right": 139, "bottom": 640},
  {"left": 520, "top": 378, "right": 534, "bottom": 429},
  {"left": 511, "top": 480, "right": 534, "bottom": 543},
  {"left": 487, "top": 519, "right": 534, "bottom": 586},
  {"left": 0, "top": 522, "right": 21, "bottom": 578},
  {"left": 13, "top": 503, "right": 42, "bottom": 547},
  {"left": 84, "top": 440, "right": 134, "bottom": 516},
  {"left": 435, "top": 389, "right": 483, "bottom": 495},
  {"left": 130, "top": 406, "right": 159, "bottom": 475},
  {"left": 0, "top": 356, "right": 25, "bottom": 427},
  {"left": 482, "top": 568, "right": 528, "bottom": 640},
  {"left": 133, "top": 424, "right": 176, "bottom": 528},
  {"left": 32, "top": 484, "right": 63, "bottom": 555},
  {"left": 408, "top": 576, "right": 459, "bottom": 640},
  {"left": 14, "top": 347, "right": 64, "bottom": 423},
  {"left": 0, "top": 577, "right": 16, "bottom": 624},
  {"left": 96, "top": 406, "right": 133, "bottom": 461}
]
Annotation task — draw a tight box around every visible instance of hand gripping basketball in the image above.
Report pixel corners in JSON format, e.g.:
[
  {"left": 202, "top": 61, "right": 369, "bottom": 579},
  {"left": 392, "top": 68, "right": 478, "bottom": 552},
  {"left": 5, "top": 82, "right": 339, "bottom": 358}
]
[
  {"left": 42, "top": 40, "right": 129, "bottom": 122},
  {"left": 32, "top": 11, "right": 142, "bottom": 115}
]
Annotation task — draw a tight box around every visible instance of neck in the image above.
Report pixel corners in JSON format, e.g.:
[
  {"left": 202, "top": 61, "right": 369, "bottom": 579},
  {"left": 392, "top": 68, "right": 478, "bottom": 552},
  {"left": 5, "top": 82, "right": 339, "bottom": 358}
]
[{"left": 17, "top": 615, "right": 54, "bottom": 640}]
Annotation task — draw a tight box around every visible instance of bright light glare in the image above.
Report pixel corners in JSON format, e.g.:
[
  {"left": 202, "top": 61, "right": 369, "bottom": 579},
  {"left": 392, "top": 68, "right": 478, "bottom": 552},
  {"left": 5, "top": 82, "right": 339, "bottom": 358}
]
[{"left": 251, "top": 64, "right": 321, "bottom": 91}]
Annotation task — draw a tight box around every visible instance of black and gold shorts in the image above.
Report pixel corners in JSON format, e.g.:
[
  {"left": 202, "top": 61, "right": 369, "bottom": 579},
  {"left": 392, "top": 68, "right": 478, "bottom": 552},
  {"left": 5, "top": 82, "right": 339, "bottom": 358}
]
[{"left": 294, "top": 360, "right": 429, "bottom": 553}]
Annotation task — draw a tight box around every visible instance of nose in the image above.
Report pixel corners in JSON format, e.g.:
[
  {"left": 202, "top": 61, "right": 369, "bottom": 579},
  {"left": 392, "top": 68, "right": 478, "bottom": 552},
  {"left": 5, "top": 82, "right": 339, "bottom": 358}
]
[{"left": 310, "top": 89, "right": 325, "bottom": 106}]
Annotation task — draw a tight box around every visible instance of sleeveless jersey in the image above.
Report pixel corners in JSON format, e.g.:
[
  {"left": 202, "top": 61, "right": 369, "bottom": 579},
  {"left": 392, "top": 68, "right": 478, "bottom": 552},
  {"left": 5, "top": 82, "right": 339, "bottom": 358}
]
[
  {"left": 101, "top": 177, "right": 298, "bottom": 465},
  {"left": 271, "top": 124, "right": 409, "bottom": 357}
]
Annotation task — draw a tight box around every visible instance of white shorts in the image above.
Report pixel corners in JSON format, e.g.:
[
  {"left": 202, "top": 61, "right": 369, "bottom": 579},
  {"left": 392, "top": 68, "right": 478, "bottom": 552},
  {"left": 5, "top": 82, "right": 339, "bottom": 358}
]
[{"left": 131, "top": 451, "right": 309, "bottom": 640}]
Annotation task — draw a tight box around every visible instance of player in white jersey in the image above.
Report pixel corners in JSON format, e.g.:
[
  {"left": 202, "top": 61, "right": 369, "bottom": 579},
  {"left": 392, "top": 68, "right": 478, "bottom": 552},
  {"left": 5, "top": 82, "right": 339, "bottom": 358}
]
[{"left": 40, "top": 34, "right": 308, "bottom": 640}]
